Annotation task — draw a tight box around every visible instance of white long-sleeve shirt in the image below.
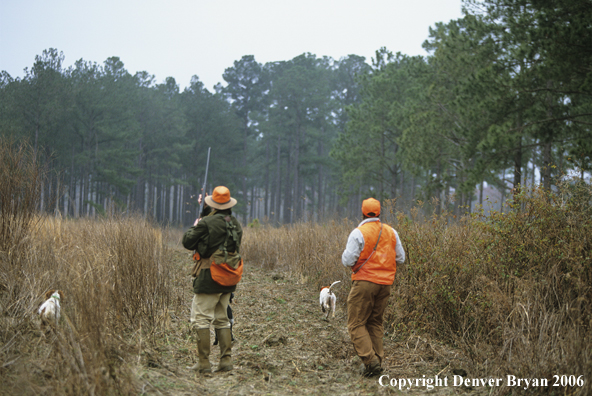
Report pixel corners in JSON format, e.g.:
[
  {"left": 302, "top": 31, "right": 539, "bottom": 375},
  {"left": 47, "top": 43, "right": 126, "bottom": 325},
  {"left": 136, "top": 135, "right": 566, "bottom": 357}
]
[{"left": 341, "top": 218, "right": 405, "bottom": 268}]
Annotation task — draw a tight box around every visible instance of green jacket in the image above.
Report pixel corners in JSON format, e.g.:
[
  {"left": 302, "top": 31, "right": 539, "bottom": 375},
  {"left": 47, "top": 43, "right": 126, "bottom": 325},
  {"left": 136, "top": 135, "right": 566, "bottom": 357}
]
[{"left": 182, "top": 209, "right": 243, "bottom": 294}]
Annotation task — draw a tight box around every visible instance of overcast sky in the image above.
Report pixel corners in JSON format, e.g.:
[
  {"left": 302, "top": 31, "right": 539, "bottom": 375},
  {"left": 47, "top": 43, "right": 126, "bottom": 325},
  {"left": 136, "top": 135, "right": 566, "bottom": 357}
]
[{"left": 1, "top": 0, "right": 463, "bottom": 91}]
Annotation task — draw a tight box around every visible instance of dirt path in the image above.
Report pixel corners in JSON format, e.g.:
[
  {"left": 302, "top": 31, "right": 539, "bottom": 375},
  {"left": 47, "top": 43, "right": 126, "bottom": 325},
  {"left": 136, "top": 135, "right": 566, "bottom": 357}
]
[{"left": 136, "top": 247, "right": 479, "bottom": 396}]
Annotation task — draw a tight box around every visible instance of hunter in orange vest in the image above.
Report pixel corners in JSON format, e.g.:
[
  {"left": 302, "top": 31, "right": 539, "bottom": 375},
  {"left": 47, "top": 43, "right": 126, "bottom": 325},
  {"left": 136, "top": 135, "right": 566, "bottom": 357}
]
[{"left": 341, "top": 197, "right": 405, "bottom": 377}]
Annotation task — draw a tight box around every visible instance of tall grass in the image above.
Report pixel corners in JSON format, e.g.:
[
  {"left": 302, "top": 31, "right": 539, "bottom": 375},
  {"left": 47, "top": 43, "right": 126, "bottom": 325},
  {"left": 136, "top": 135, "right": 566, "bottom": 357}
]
[
  {"left": 0, "top": 140, "right": 182, "bottom": 395},
  {"left": 2, "top": 138, "right": 590, "bottom": 394},
  {"left": 0, "top": 138, "right": 45, "bottom": 254},
  {"left": 242, "top": 219, "right": 354, "bottom": 303},
  {"left": 243, "top": 181, "right": 592, "bottom": 394}
]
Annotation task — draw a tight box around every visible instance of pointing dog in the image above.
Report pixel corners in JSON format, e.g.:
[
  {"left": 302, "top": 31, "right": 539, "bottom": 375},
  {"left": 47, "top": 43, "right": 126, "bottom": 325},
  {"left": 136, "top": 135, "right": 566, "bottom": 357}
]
[
  {"left": 319, "top": 281, "right": 341, "bottom": 320},
  {"left": 38, "top": 289, "right": 64, "bottom": 327}
]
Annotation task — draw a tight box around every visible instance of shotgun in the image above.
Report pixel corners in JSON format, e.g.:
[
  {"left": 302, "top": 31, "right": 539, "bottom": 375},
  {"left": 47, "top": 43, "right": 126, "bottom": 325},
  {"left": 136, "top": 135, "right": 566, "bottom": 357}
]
[
  {"left": 192, "top": 147, "right": 211, "bottom": 261},
  {"left": 198, "top": 147, "right": 211, "bottom": 217}
]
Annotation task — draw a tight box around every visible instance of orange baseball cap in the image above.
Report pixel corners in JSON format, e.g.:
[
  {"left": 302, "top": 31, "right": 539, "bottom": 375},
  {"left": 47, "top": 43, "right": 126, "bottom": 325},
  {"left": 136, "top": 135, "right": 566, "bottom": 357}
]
[{"left": 362, "top": 198, "right": 380, "bottom": 217}]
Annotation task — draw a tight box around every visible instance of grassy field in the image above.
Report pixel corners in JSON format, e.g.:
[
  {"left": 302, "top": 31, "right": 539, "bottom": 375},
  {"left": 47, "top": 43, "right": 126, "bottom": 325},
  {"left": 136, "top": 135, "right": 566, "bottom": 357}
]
[
  {"left": 243, "top": 182, "right": 592, "bottom": 395},
  {"left": 1, "top": 141, "right": 590, "bottom": 395}
]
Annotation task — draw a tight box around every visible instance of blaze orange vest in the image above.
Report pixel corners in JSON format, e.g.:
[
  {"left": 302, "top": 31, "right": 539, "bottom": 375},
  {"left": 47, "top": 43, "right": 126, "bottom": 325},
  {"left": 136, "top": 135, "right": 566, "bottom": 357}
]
[{"left": 351, "top": 220, "right": 397, "bottom": 285}]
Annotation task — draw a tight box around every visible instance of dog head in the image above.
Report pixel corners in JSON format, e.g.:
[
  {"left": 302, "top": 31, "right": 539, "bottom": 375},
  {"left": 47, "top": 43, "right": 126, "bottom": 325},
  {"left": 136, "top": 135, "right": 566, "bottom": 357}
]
[{"left": 44, "top": 289, "right": 64, "bottom": 301}]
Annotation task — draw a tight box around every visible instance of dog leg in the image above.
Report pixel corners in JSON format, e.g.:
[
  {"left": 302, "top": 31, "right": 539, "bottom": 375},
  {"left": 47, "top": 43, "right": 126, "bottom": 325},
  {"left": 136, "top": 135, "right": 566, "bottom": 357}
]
[{"left": 331, "top": 298, "right": 336, "bottom": 318}]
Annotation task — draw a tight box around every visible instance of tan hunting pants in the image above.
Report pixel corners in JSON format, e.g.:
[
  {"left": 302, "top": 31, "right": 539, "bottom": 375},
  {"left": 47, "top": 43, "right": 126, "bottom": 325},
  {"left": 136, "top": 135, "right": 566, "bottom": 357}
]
[
  {"left": 347, "top": 280, "right": 392, "bottom": 365},
  {"left": 190, "top": 292, "right": 232, "bottom": 330}
]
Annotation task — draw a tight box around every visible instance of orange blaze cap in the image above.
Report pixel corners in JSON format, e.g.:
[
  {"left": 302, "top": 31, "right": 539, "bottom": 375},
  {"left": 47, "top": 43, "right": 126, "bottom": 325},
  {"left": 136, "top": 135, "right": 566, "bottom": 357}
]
[{"left": 361, "top": 198, "right": 380, "bottom": 217}]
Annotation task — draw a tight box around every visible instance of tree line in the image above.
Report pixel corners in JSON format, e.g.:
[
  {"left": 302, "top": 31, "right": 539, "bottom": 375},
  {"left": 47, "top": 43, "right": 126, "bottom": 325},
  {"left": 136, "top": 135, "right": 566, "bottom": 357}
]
[
  {"left": 1, "top": 0, "right": 590, "bottom": 225},
  {"left": 334, "top": 0, "right": 591, "bottom": 215},
  {"left": 0, "top": 50, "right": 370, "bottom": 225}
]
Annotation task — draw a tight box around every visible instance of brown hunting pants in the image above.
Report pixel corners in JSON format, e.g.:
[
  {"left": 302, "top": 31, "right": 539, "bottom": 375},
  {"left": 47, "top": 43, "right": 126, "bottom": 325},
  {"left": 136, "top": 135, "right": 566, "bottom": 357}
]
[{"left": 347, "top": 280, "right": 392, "bottom": 365}]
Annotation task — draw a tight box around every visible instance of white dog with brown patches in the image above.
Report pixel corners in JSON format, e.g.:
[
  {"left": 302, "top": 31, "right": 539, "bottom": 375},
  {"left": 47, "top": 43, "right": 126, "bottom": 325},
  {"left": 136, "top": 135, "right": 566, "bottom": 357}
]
[
  {"left": 319, "top": 281, "right": 341, "bottom": 319},
  {"left": 38, "top": 290, "right": 64, "bottom": 327}
]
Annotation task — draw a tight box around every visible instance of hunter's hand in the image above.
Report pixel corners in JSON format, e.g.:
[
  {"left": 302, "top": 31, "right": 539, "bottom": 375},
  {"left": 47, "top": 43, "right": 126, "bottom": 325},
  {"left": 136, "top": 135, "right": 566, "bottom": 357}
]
[
  {"left": 193, "top": 217, "right": 201, "bottom": 226},
  {"left": 198, "top": 192, "right": 208, "bottom": 205}
]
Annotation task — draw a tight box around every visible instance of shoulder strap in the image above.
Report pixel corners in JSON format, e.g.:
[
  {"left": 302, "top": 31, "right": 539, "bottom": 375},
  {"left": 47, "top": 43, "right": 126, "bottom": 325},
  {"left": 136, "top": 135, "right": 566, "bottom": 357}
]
[
  {"left": 217, "top": 214, "right": 240, "bottom": 262},
  {"left": 373, "top": 224, "right": 383, "bottom": 250},
  {"left": 353, "top": 223, "right": 383, "bottom": 274}
]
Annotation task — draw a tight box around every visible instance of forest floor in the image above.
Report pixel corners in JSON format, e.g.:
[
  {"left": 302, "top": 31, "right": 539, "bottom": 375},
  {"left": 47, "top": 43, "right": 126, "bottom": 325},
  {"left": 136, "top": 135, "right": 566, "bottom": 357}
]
[{"left": 135, "top": 247, "right": 484, "bottom": 396}]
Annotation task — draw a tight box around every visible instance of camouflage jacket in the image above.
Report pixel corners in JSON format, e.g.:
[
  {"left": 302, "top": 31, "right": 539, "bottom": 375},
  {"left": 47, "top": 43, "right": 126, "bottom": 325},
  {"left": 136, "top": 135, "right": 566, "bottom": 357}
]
[{"left": 182, "top": 209, "right": 243, "bottom": 294}]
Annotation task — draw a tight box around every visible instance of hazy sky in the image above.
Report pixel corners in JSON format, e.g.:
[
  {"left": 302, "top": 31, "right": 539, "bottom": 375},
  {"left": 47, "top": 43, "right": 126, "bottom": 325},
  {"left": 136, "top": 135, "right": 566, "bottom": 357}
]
[{"left": 1, "top": 0, "right": 463, "bottom": 91}]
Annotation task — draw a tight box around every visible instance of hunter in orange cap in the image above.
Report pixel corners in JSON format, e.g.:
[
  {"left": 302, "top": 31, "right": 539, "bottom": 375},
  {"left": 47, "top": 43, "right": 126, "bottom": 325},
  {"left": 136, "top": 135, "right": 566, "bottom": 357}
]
[
  {"left": 182, "top": 186, "right": 242, "bottom": 374},
  {"left": 361, "top": 197, "right": 381, "bottom": 217},
  {"left": 341, "top": 197, "right": 405, "bottom": 377}
]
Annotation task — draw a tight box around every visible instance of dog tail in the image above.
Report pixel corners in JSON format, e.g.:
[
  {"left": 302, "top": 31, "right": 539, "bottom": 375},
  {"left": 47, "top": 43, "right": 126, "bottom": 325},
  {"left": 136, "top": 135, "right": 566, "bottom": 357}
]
[{"left": 328, "top": 280, "right": 341, "bottom": 293}]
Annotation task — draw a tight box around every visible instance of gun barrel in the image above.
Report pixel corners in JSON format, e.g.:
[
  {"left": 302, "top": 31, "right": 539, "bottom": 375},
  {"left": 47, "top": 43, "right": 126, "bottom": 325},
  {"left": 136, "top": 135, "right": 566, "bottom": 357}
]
[{"left": 198, "top": 147, "right": 211, "bottom": 216}]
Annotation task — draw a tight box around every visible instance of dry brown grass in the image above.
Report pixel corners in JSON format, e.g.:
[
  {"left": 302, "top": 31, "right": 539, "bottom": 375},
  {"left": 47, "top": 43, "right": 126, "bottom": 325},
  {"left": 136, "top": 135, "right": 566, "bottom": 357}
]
[
  {"left": 0, "top": 215, "right": 181, "bottom": 395},
  {"left": 241, "top": 219, "right": 355, "bottom": 304},
  {"left": 390, "top": 182, "right": 592, "bottom": 393},
  {"left": 243, "top": 181, "right": 592, "bottom": 395},
  {"left": 0, "top": 137, "right": 184, "bottom": 395},
  {"left": 0, "top": 138, "right": 46, "bottom": 254},
  {"left": 2, "top": 140, "right": 590, "bottom": 395}
]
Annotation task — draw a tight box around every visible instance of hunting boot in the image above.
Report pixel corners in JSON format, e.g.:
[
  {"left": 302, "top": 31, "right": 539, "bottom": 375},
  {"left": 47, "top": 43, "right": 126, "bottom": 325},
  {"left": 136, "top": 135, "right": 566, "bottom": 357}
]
[
  {"left": 190, "top": 328, "right": 211, "bottom": 373},
  {"left": 214, "top": 328, "right": 233, "bottom": 372},
  {"left": 362, "top": 356, "right": 383, "bottom": 377}
]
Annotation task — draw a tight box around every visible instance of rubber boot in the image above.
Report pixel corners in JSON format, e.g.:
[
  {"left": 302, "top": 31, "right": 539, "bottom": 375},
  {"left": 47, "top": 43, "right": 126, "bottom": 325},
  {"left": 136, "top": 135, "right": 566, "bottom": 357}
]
[
  {"left": 214, "top": 328, "right": 233, "bottom": 372},
  {"left": 190, "top": 328, "right": 211, "bottom": 373}
]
